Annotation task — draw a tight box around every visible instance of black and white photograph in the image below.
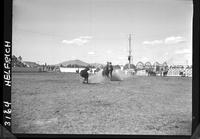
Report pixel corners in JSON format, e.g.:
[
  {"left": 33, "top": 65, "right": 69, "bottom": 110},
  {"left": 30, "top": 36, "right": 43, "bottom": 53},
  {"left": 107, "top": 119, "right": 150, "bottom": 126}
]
[{"left": 11, "top": 0, "right": 193, "bottom": 135}]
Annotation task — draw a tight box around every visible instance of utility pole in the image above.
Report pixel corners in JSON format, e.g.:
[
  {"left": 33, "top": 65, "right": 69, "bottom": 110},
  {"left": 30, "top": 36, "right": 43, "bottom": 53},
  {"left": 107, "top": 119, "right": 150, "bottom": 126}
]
[{"left": 128, "top": 34, "right": 132, "bottom": 69}]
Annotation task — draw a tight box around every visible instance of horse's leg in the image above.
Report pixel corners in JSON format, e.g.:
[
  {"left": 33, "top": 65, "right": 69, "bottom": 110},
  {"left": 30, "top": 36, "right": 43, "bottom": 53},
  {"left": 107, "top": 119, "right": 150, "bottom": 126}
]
[
  {"left": 109, "top": 70, "right": 112, "bottom": 78},
  {"left": 107, "top": 71, "right": 109, "bottom": 78},
  {"left": 104, "top": 70, "right": 107, "bottom": 77},
  {"left": 86, "top": 74, "right": 89, "bottom": 83},
  {"left": 86, "top": 77, "right": 88, "bottom": 83}
]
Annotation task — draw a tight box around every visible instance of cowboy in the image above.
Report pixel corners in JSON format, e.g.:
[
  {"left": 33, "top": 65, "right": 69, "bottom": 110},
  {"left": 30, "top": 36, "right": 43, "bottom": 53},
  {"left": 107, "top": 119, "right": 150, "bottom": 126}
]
[
  {"left": 80, "top": 67, "right": 90, "bottom": 83},
  {"left": 109, "top": 62, "right": 113, "bottom": 78}
]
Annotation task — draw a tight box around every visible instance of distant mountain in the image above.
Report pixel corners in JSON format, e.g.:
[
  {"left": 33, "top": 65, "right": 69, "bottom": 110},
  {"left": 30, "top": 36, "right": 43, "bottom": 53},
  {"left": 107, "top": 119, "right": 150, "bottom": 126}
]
[
  {"left": 89, "top": 63, "right": 104, "bottom": 67},
  {"left": 57, "top": 59, "right": 89, "bottom": 67}
]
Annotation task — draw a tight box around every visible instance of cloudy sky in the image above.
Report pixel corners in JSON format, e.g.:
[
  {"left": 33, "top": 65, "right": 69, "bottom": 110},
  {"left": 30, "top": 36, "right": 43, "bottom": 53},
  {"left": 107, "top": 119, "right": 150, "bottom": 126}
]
[{"left": 13, "top": 0, "right": 193, "bottom": 65}]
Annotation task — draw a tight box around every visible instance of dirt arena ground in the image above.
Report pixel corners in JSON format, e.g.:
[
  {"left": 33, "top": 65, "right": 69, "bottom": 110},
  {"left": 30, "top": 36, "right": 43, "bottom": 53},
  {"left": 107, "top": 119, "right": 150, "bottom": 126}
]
[{"left": 11, "top": 72, "right": 192, "bottom": 135}]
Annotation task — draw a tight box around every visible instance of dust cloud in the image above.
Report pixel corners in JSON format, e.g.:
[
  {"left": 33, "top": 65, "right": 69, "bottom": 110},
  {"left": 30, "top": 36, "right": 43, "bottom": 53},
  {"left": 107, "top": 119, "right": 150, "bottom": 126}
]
[
  {"left": 88, "top": 69, "right": 106, "bottom": 83},
  {"left": 88, "top": 69, "right": 132, "bottom": 83}
]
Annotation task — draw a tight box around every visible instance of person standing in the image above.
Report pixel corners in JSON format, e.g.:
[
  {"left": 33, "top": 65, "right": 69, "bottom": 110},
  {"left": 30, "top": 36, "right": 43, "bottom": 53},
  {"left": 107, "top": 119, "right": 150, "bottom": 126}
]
[{"left": 109, "top": 62, "right": 113, "bottom": 78}]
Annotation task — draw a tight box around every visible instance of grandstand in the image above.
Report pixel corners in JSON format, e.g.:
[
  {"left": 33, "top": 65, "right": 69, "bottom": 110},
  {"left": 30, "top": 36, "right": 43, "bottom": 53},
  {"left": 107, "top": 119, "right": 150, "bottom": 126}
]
[{"left": 134, "top": 61, "right": 192, "bottom": 77}]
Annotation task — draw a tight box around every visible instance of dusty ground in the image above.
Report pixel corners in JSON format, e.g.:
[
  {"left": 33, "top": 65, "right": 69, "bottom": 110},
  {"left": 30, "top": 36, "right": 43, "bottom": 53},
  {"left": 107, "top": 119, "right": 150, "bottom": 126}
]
[{"left": 11, "top": 72, "right": 192, "bottom": 135}]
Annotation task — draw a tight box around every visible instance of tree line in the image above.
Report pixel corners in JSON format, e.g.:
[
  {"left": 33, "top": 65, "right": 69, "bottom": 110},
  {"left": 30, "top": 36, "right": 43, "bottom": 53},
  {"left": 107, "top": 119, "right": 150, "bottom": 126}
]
[{"left": 12, "top": 55, "right": 27, "bottom": 67}]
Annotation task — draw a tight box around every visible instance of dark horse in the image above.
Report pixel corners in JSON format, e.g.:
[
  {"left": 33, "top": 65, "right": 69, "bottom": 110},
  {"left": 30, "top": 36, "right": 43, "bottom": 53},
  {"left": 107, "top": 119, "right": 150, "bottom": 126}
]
[
  {"left": 102, "top": 66, "right": 109, "bottom": 77},
  {"left": 80, "top": 67, "right": 90, "bottom": 83},
  {"left": 102, "top": 62, "right": 113, "bottom": 78},
  {"left": 163, "top": 70, "right": 168, "bottom": 76},
  {"left": 146, "top": 69, "right": 156, "bottom": 76}
]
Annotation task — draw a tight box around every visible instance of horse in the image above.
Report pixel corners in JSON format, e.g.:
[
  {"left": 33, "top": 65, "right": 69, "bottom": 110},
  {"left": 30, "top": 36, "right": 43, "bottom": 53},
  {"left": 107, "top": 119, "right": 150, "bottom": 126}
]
[
  {"left": 146, "top": 70, "right": 156, "bottom": 76},
  {"left": 108, "top": 63, "right": 113, "bottom": 78},
  {"left": 102, "top": 66, "right": 109, "bottom": 77},
  {"left": 80, "top": 67, "right": 90, "bottom": 83},
  {"left": 102, "top": 62, "right": 113, "bottom": 78},
  {"left": 163, "top": 70, "right": 168, "bottom": 76}
]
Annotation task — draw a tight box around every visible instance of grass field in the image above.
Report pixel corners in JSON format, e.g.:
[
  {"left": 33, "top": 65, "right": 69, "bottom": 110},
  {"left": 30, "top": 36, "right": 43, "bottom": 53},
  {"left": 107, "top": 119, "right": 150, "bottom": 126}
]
[{"left": 11, "top": 72, "right": 192, "bottom": 135}]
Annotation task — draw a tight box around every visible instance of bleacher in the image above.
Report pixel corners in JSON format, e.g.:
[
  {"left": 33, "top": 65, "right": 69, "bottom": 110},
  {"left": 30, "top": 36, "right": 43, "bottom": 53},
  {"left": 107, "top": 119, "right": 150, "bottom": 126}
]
[{"left": 167, "top": 67, "right": 192, "bottom": 77}]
